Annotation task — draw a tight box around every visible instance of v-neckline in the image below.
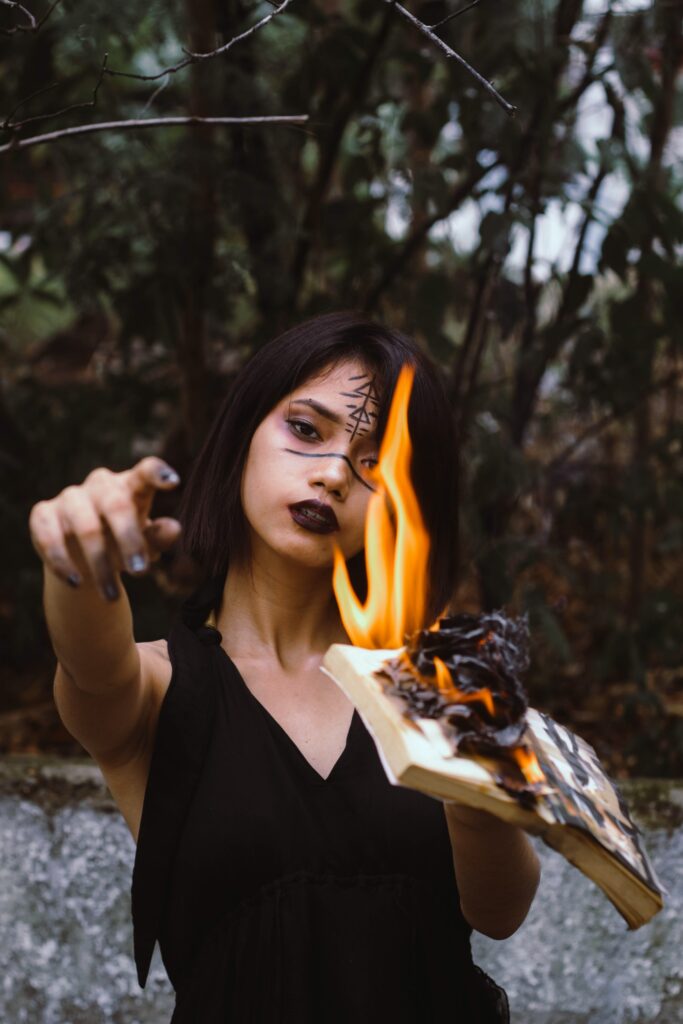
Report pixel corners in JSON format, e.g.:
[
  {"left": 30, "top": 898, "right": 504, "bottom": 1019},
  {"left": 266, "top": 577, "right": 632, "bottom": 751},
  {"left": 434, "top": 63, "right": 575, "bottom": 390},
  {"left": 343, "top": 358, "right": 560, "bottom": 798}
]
[{"left": 214, "top": 642, "right": 357, "bottom": 784}]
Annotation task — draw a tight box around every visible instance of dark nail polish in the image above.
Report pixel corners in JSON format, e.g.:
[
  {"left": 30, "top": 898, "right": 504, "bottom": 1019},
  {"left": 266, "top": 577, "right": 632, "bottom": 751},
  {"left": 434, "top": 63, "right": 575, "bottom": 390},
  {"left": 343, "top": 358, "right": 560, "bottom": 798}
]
[
  {"left": 159, "top": 467, "right": 180, "bottom": 484},
  {"left": 104, "top": 581, "right": 119, "bottom": 602},
  {"left": 128, "top": 553, "right": 148, "bottom": 574},
  {"left": 67, "top": 572, "right": 82, "bottom": 588}
]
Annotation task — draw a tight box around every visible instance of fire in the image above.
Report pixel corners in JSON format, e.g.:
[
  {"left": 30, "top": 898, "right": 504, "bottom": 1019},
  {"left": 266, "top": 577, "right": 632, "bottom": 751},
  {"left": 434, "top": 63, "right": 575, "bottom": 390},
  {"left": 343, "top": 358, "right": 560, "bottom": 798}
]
[
  {"left": 333, "top": 364, "right": 430, "bottom": 649},
  {"left": 433, "top": 657, "right": 496, "bottom": 717},
  {"left": 332, "top": 363, "right": 546, "bottom": 789},
  {"left": 513, "top": 747, "right": 546, "bottom": 786}
]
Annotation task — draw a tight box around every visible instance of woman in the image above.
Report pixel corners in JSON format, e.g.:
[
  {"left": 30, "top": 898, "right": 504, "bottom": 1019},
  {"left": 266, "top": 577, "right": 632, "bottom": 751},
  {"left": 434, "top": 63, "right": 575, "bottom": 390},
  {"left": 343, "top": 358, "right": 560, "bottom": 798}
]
[{"left": 31, "top": 311, "right": 540, "bottom": 1023}]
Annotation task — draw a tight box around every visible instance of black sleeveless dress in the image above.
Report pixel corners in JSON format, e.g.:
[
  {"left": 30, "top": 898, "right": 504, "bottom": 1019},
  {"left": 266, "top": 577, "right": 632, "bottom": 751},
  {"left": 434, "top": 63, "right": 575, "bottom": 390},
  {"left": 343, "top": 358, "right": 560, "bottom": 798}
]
[{"left": 131, "top": 591, "right": 509, "bottom": 1023}]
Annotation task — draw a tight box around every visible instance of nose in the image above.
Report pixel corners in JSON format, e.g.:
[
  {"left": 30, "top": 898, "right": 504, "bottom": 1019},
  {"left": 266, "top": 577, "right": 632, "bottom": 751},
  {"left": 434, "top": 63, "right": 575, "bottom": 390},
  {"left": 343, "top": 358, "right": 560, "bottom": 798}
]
[{"left": 309, "top": 452, "right": 352, "bottom": 501}]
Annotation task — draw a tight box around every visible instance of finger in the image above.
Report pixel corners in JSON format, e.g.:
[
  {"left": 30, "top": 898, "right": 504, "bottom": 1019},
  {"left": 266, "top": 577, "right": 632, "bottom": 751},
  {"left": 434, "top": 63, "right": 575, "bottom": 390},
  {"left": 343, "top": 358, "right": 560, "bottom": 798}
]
[
  {"left": 28, "top": 501, "right": 84, "bottom": 588},
  {"left": 121, "top": 457, "right": 181, "bottom": 512},
  {"left": 142, "top": 518, "right": 182, "bottom": 557},
  {"left": 95, "top": 484, "right": 155, "bottom": 577},
  {"left": 58, "top": 487, "right": 121, "bottom": 602}
]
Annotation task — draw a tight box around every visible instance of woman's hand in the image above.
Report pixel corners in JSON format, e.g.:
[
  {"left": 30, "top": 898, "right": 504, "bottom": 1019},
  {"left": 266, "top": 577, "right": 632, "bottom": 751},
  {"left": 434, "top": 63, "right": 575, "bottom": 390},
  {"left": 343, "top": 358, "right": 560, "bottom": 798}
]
[{"left": 29, "top": 456, "right": 182, "bottom": 603}]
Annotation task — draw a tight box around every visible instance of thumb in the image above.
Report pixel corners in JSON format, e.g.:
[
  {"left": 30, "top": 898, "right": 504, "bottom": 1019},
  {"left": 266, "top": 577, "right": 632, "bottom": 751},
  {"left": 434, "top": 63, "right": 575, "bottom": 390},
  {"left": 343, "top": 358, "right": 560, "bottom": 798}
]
[{"left": 143, "top": 517, "right": 182, "bottom": 553}]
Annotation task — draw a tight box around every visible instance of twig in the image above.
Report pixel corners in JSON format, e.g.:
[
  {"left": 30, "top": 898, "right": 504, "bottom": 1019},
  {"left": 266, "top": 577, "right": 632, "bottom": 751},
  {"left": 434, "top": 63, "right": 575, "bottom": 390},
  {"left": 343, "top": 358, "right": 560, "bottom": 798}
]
[
  {"left": 2, "top": 0, "right": 296, "bottom": 142},
  {"left": 384, "top": 0, "right": 516, "bottom": 116},
  {"left": 0, "top": 0, "right": 35, "bottom": 33},
  {"left": 0, "top": 114, "right": 310, "bottom": 154},
  {"left": 429, "top": 0, "right": 480, "bottom": 32},
  {"left": 103, "top": 0, "right": 294, "bottom": 83},
  {"left": 0, "top": 0, "right": 62, "bottom": 35},
  {"left": 3, "top": 54, "right": 109, "bottom": 132}
]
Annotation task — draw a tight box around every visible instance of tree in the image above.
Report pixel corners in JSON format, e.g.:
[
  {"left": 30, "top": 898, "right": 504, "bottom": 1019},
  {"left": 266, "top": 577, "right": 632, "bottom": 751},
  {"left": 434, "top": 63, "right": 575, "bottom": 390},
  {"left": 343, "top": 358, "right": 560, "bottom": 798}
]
[{"left": 1, "top": 0, "right": 681, "bottom": 773}]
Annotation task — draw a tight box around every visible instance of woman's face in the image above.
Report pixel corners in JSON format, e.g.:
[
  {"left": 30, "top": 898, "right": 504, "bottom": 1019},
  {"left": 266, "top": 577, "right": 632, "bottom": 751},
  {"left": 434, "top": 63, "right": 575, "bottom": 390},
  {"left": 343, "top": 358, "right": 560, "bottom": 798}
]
[{"left": 240, "top": 358, "right": 381, "bottom": 572}]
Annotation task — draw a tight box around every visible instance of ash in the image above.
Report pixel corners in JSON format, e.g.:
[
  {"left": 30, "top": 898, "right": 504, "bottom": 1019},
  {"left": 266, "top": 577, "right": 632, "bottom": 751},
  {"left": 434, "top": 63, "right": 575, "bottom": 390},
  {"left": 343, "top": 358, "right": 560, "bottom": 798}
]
[{"left": 377, "top": 611, "right": 531, "bottom": 755}]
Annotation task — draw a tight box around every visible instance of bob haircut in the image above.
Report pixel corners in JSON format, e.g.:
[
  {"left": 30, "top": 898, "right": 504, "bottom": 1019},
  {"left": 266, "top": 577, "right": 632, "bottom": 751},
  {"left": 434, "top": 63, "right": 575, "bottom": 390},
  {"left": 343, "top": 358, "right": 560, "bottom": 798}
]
[{"left": 177, "top": 311, "right": 459, "bottom": 630}]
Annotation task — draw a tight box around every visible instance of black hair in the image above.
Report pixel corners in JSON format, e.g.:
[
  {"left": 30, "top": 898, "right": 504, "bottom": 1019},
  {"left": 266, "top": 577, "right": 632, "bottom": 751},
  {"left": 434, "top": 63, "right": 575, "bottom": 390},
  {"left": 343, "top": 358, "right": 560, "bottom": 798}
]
[{"left": 177, "top": 311, "right": 459, "bottom": 631}]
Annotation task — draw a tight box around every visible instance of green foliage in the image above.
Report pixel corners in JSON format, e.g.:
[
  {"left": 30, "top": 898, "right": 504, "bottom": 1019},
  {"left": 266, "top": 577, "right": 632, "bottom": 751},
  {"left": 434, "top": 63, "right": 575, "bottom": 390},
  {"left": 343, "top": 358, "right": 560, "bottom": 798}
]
[{"left": 0, "top": 0, "right": 681, "bottom": 773}]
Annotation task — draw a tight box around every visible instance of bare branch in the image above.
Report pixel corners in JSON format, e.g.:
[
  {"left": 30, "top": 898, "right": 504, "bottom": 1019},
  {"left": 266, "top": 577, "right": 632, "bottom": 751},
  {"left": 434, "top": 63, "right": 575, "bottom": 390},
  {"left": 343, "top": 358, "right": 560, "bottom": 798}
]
[
  {"left": 2, "top": 78, "right": 62, "bottom": 129},
  {"left": 0, "top": 0, "right": 62, "bottom": 35},
  {"left": 0, "top": 0, "right": 35, "bottom": 34},
  {"left": 103, "top": 0, "right": 294, "bottom": 84},
  {"left": 2, "top": 0, "right": 296, "bottom": 145},
  {"left": 0, "top": 114, "right": 309, "bottom": 154},
  {"left": 35, "top": 0, "right": 60, "bottom": 29},
  {"left": 184, "top": 0, "right": 294, "bottom": 60},
  {"left": 3, "top": 54, "right": 109, "bottom": 132},
  {"left": 384, "top": 0, "right": 516, "bottom": 117},
  {"left": 429, "top": 0, "right": 481, "bottom": 33}
]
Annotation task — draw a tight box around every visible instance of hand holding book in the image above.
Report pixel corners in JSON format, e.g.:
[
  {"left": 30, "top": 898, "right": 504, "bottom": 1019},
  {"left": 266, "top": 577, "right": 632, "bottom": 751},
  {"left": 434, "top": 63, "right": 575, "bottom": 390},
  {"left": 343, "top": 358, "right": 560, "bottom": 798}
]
[
  {"left": 325, "top": 364, "right": 664, "bottom": 929},
  {"left": 322, "top": 617, "right": 665, "bottom": 929}
]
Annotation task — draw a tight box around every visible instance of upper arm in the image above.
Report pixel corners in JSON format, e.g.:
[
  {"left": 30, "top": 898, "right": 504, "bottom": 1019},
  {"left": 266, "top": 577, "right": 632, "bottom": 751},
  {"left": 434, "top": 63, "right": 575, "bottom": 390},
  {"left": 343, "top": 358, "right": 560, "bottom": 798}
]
[{"left": 53, "top": 641, "right": 164, "bottom": 767}]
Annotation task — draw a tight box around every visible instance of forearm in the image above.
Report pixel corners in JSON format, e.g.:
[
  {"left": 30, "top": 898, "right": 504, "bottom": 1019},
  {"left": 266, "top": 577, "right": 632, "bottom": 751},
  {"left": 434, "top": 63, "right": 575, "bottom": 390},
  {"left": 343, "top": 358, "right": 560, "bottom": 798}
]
[
  {"left": 43, "top": 566, "right": 139, "bottom": 694},
  {"left": 443, "top": 802, "right": 541, "bottom": 939}
]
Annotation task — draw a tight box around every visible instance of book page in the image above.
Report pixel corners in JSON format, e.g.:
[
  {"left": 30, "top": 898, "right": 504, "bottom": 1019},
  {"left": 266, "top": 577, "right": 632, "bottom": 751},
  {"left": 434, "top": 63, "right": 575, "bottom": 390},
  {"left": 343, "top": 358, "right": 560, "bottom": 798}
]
[{"left": 526, "top": 710, "right": 662, "bottom": 895}]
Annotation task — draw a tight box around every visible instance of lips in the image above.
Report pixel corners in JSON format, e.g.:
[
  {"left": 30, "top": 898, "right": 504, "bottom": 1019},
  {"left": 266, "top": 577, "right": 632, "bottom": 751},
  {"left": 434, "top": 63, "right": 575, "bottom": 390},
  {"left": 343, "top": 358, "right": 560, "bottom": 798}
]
[{"left": 288, "top": 500, "right": 340, "bottom": 534}]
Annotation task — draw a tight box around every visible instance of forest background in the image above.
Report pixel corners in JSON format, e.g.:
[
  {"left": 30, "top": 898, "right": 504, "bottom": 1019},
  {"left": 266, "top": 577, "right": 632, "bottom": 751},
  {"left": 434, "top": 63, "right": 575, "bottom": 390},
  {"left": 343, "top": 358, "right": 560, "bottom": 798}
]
[{"left": 0, "top": 0, "right": 681, "bottom": 776}]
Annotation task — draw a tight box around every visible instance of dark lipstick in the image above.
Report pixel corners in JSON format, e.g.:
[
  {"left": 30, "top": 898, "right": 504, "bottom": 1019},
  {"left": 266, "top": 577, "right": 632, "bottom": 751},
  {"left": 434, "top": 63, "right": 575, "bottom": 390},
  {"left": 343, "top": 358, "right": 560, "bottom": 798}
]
[{"left": 288, "top": 500, "right": 340, "bottom": 534}]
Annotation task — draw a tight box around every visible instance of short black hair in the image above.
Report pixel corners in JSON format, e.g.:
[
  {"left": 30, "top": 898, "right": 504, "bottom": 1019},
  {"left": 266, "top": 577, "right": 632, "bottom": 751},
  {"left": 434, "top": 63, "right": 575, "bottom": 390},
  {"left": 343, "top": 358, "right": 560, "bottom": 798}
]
[{"left": 177, "top": 311, "right": 459, "bottom": 629}]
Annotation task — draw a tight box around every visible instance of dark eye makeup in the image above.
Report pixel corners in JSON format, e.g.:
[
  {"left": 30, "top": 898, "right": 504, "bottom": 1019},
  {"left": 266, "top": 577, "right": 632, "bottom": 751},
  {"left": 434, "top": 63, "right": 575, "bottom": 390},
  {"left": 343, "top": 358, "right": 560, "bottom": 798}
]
[
  {"left": 285, "top": 417, "right": 378, "bottom": 470},
  {"left": 287, "top": 418, "right": 320, "bottom": 441}
]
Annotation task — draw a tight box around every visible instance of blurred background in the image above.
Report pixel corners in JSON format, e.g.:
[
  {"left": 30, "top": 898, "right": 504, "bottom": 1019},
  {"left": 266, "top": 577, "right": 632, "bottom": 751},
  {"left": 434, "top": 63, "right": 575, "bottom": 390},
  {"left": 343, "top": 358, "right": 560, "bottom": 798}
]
[{"left": 1, "top": 0, "right": 681, "bottom": 776}]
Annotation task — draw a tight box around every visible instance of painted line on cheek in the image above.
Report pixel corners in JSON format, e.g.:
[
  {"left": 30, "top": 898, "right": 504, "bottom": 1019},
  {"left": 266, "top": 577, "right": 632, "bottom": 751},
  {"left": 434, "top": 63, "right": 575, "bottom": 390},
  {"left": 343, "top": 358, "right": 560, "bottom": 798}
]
[{"left": 281, "top": 448, "right": 377, "bottom": 493}]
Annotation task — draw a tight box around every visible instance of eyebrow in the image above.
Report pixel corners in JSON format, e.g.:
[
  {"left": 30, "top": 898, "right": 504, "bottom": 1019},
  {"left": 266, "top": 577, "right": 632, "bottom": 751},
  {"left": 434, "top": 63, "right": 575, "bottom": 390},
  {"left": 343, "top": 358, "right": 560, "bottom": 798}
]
[{"left": 288, "top": 398, "right": 343, "bottom": 426}]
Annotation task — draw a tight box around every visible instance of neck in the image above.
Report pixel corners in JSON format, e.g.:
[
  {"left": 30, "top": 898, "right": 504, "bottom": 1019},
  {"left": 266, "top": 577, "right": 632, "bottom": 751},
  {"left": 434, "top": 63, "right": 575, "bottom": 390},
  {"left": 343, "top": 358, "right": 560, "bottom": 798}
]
[{"left": 215, "top": 554, "right": 349, "bottom": 672}]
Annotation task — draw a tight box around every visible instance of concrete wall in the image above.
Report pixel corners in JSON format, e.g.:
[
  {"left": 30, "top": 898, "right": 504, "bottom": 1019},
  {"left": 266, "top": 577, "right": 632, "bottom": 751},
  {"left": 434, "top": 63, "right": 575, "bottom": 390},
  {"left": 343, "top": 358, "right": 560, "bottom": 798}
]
[{"left": 1, "top": 757, "right": 680, "bottom": 1024}]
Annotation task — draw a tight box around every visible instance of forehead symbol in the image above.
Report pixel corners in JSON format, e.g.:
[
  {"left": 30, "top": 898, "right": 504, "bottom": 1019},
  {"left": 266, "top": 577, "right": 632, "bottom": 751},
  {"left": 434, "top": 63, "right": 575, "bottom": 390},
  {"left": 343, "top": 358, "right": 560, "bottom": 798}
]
[{"left": 341, "top": 374, "right": 380, "bottom": 441}]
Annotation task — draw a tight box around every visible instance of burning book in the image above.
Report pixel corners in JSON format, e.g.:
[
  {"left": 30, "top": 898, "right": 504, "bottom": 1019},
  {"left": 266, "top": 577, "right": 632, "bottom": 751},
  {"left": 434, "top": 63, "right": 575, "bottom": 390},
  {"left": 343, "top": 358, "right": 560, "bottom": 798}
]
[{"left": 322, "top": 366, "right": 665, "bottom": 930}]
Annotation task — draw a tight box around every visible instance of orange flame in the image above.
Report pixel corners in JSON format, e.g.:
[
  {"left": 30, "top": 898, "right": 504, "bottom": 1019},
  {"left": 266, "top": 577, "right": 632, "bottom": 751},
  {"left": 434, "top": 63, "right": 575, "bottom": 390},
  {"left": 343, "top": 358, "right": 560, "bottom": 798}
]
[
  {"left": 332, "top": 364, "right": 544, "bottom": 789},
  {"left": 433, "top": 657, "right": 496, "bottom": 717},
  {"left": 333, "top": 365, "right": 430, "bottom": 648},
  {"left": 513, "top": 747, "right": 546, "bottom": 786}
]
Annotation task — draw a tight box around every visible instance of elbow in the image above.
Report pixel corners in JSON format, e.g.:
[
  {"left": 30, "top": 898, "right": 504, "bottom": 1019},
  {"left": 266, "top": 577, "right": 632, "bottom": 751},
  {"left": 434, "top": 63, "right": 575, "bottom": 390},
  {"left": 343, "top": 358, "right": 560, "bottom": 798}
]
[
  {"left": 462, "top": 902, "right": 530, "bottom": 940},
  {"left": 474, "top": 916, "right": 527, "bottom": 941},
  {"left": 461, "top": 855, "right": 542, "bottom": 940}
]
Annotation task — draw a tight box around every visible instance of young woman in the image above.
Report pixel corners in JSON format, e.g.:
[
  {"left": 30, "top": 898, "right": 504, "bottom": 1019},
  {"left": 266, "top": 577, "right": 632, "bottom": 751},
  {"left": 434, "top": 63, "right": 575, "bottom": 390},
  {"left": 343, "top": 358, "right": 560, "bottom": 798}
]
[{"left": 31, "top": 311, "right": 540, "bottom": 1023}]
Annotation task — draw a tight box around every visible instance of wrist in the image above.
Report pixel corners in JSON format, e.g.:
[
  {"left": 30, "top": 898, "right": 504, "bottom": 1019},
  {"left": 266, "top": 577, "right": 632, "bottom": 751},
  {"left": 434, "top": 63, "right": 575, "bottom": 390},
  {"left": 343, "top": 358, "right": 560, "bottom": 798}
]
[{"left": 443, "top": 802, "right": 513, "bottom": 834}]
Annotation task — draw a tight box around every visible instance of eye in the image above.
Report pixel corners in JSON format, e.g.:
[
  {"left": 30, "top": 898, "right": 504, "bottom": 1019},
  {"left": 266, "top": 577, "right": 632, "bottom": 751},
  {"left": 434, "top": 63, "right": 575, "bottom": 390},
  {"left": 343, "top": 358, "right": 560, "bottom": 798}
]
[
  {"left": 361, "top": 456, "right": 379, "bottom": 470},
  {"left": 287, "top": 418, "right": 321, "bottom": 441}
]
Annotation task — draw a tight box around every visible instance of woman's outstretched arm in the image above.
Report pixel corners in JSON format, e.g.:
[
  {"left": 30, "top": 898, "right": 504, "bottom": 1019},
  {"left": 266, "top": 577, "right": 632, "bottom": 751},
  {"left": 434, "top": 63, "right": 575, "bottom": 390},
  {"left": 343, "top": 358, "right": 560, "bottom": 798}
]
[{"left": 443, "top": 802, "right": 541, "bottom": 939}]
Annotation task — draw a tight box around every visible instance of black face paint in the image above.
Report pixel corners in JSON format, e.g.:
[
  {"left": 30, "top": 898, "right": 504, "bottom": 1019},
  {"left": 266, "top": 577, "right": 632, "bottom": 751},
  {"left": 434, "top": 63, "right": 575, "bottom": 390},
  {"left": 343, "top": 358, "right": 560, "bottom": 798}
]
[
  {"left": 341, "top": 373, "right": 380, "bottom": 441},
  {"left": 282, "top": 448, "right": 377, "bottom": 492}
]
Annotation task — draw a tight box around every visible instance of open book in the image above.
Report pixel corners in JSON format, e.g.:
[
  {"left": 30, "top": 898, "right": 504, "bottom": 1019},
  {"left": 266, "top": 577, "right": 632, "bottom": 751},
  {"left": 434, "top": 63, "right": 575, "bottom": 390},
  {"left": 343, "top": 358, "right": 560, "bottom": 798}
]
[{"left": 321, "top": 643, "right": 665, "bottom": 929}]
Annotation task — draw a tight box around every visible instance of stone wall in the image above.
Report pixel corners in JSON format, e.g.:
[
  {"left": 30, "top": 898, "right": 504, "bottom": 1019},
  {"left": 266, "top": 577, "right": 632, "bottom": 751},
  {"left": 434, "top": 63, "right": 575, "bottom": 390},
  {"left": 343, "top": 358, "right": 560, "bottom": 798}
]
[{"left": 1, "top": 758, "right": 680, "bottom": 1023}]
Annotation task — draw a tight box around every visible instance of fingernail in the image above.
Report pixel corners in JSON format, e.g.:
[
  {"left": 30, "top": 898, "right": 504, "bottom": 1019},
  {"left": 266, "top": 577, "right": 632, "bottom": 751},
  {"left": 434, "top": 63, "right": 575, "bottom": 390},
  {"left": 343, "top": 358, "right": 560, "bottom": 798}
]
[
  {"left": 67, "top": 572, "right": 82, "bottom": 588},
  {"left": 128, "top": 553, "right": 148, "bottom": 574},
  {"left": 103, "top": 581, "right": 119, "bottom": 602},
  {"left": 159, "top": 467, "right": 180, "bottom": 484}
]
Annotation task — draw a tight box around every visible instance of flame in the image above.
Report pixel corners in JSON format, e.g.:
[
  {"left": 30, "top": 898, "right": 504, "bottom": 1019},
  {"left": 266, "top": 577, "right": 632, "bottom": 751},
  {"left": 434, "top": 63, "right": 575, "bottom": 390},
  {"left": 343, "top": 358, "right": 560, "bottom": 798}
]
[
  {"left": 333, "top": 364, "right": 430, "bottom": 648},
  {"left": 332, "top": 362, "right": 543, "bottom": 790},
  {"left": 513, "top": 747, "right": 546, "bottom": 786},
  {"left": 433, "top": 656, "right": 496, "bottom": 716}
]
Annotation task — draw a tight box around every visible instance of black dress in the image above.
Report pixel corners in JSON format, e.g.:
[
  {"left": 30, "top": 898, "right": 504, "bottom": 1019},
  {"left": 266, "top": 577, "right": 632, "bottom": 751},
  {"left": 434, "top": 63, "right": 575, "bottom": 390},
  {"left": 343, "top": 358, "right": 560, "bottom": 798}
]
[{"left": 131, "top": 589, "right": 509, "bottom": 1023}]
